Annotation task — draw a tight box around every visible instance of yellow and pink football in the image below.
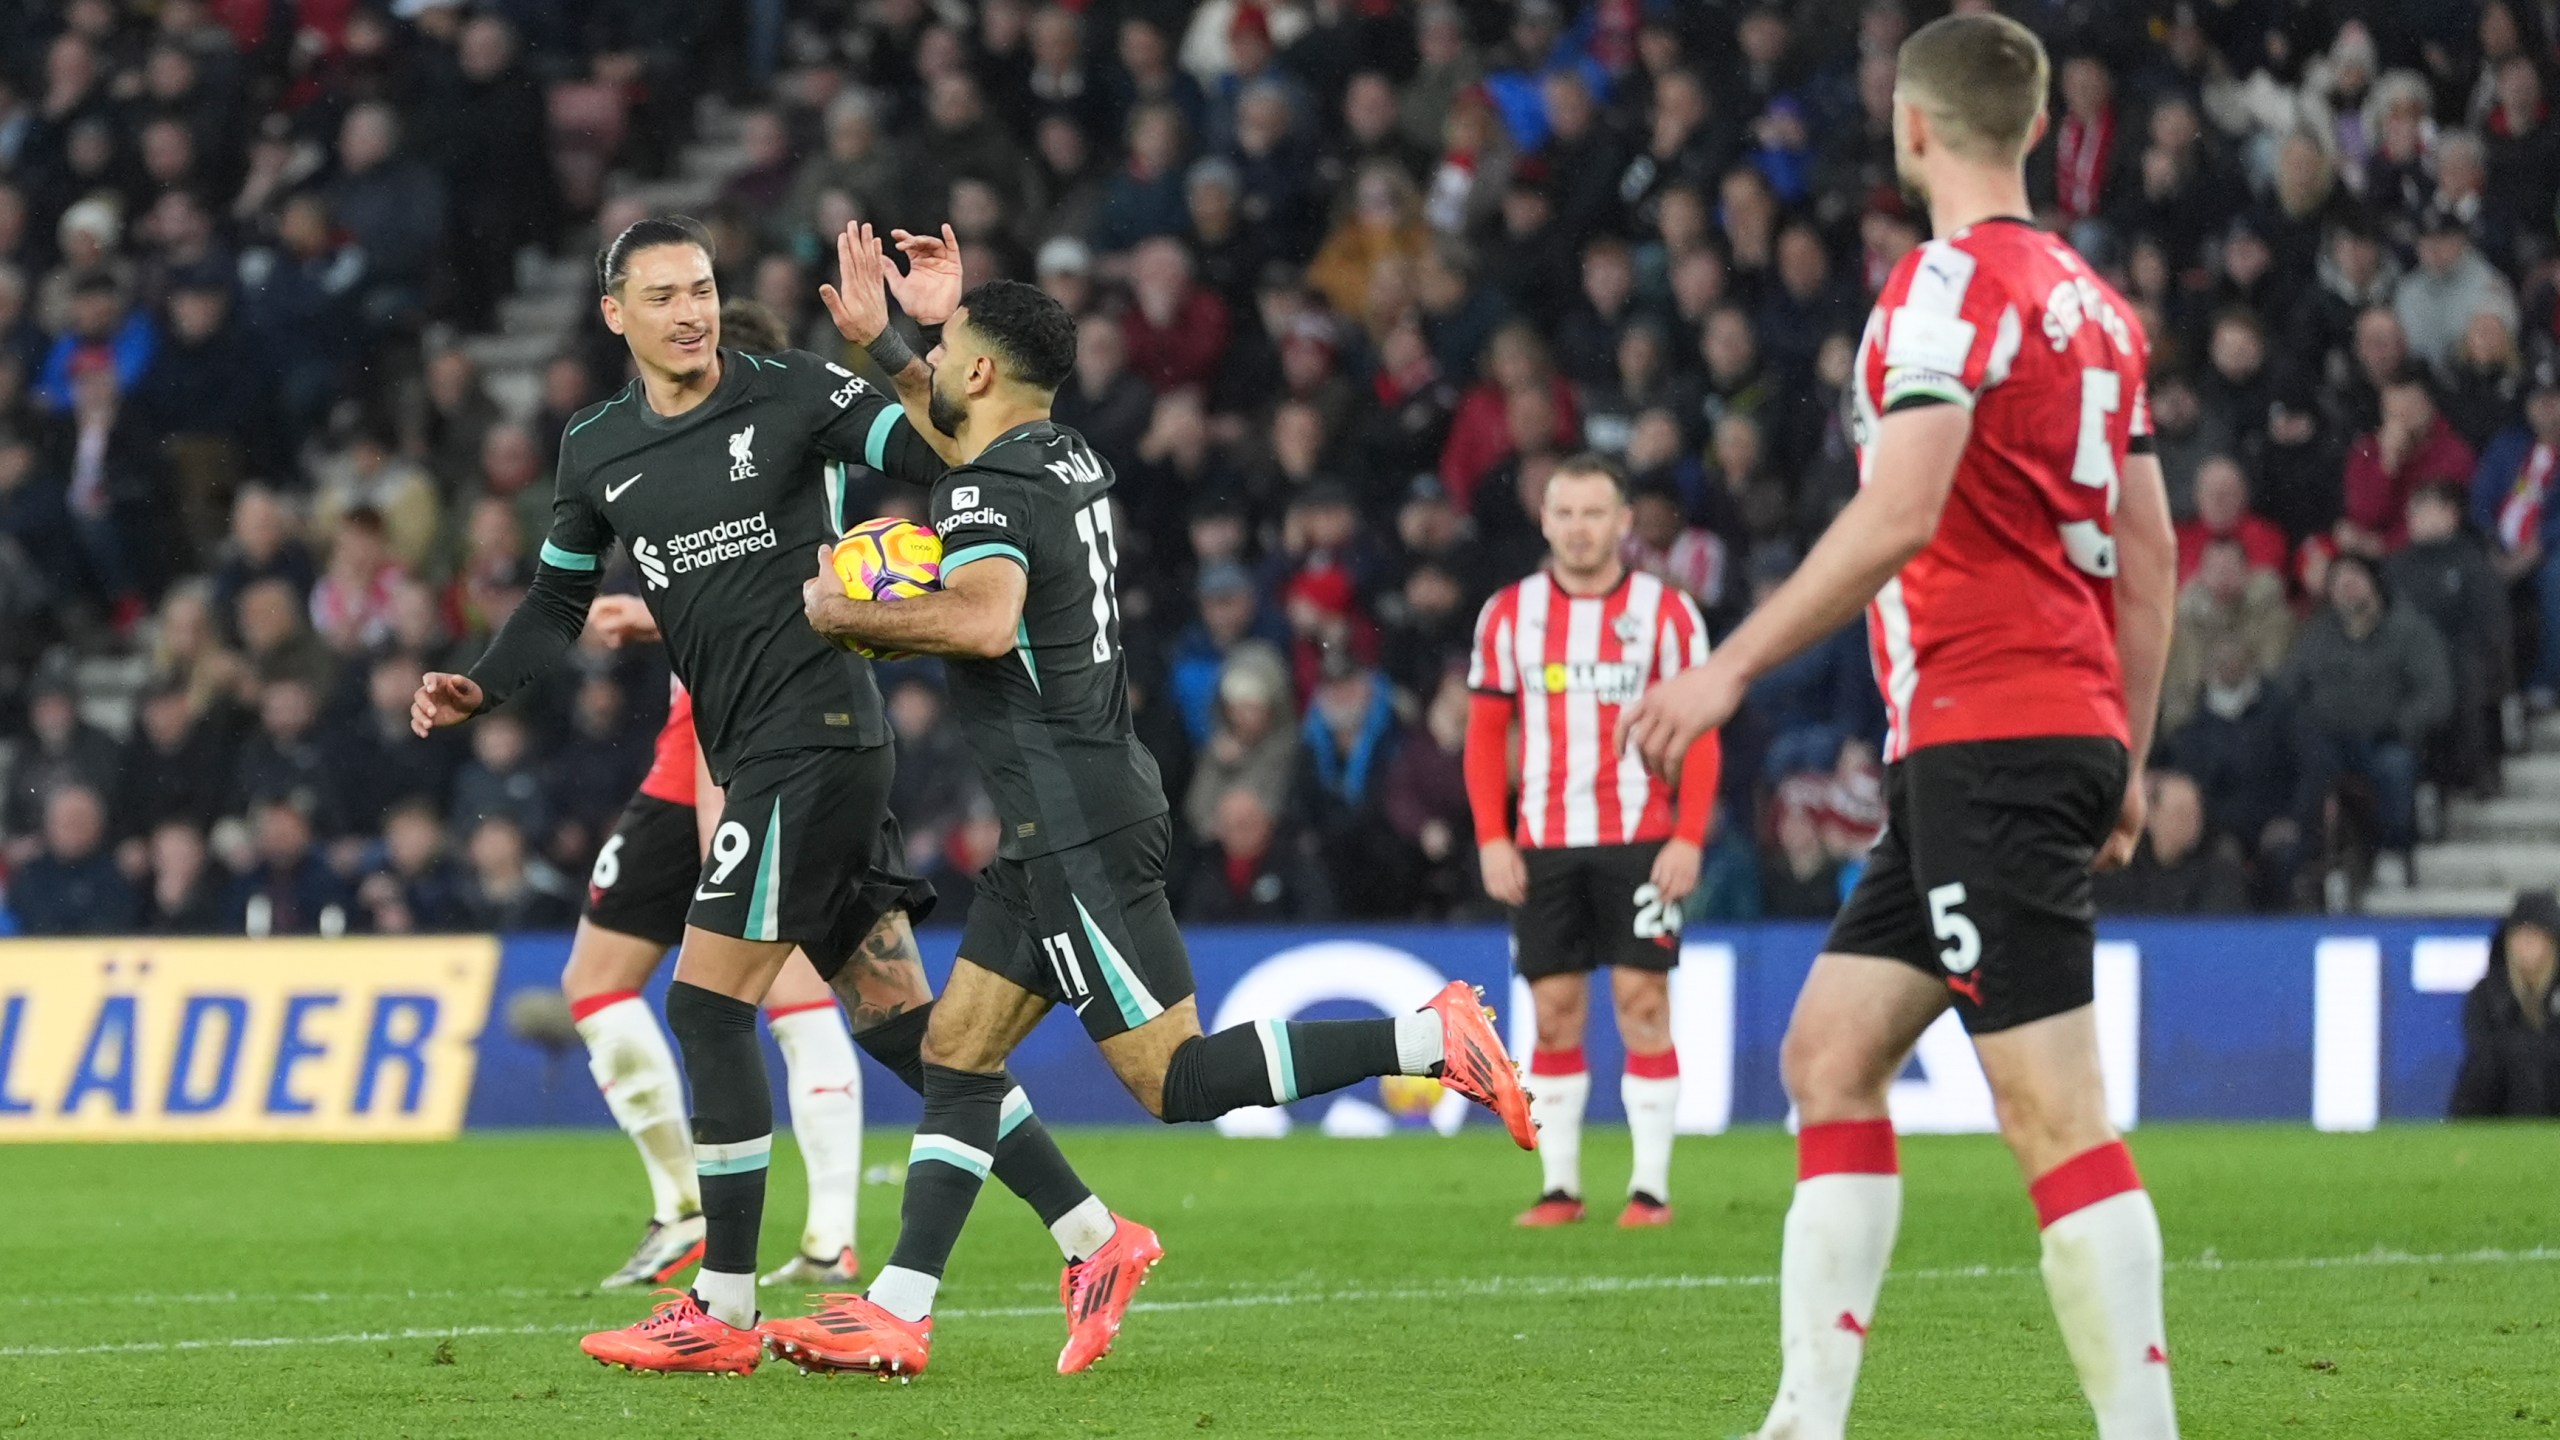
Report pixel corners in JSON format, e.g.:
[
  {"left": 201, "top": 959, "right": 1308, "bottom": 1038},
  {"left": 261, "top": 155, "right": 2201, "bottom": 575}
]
[{"left": 827, "top": 517, "right": 942, "bottom": 659}]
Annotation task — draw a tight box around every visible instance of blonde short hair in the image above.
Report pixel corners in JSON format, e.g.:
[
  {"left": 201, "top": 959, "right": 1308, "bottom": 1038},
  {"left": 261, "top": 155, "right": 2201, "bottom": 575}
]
[{"left": 1896, "top": 12, "right": 2051, "bottom": 161}]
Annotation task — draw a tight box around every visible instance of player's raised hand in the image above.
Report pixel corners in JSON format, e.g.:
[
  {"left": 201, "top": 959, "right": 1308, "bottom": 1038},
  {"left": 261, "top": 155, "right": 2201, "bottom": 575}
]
[
  {"left": 1617, "top": 658, "right": 1744, "bottom": 784},
  {"left": 409, "top": 672, "right": 484, "bottom": 737},
  {"left": 2094, "top": 769, "right": 2147, "bottom": 873},
  {"left": 818, "top": 221, "right": 890, "bottom": 345},
  {"left": 1478, "top": 838, "right": 1528, "bottom": 908},
  {"left": 584, "top": 594, "right": 658, "bottom": 649},
  {"left": 886, "top": 224, "right": 964, "bottom": 328}
]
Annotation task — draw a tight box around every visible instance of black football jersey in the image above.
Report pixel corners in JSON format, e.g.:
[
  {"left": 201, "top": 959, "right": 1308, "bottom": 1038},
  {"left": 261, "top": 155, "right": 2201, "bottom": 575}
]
[
  {"left": 928, "top": 420, "right": 1167, "bottom": 859},
  {"left": 467, "top": 348, "right": 943, "bottom": 780}
]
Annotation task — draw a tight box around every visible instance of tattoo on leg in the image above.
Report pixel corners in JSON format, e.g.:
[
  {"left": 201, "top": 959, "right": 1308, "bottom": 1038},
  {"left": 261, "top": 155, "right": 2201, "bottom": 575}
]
[{"left": 839, "top": 918, "right": 932, "bottom": 1033}]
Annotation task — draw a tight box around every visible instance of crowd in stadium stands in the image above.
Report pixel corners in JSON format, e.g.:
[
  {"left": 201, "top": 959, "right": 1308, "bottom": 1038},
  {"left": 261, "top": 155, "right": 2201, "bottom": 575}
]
[{"left": 1, "top": 0, "right": 2558, "bottom": 938}]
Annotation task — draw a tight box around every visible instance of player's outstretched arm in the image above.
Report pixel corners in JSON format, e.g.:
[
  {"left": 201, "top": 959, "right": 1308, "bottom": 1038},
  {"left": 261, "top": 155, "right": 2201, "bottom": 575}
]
[
  {"left": 451, "top": 548, "right": 602, "bottom": 729},
  {"left": 2099, "top": 449, "right": 2177, "bottom": 870},
  {"left": 802, "top": 545, "right": 1026, "bottom": 659},
  {"left": 1617, "top": 403, "right": 1969, "bottom": 779}
]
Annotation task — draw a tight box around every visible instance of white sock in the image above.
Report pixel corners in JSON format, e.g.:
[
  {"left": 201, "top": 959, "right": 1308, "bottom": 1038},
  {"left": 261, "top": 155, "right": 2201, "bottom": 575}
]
[
  {"left": 574, "top": 993, "right": 698, "bottom": 1223},
  {"left": 1762, "top": 1121, "right": 1901, "bottom": 1440},
  {"left": 769, "top": 1003, "right": 862, "bottom": 1261},
  {"left": 694, "top": 1268, "right": 757, "bottom": 1329},
  {"left": 1524, "top": 1054, "right": 1589, "bottom": 1198},
  {"left": 1621, "top": 1055, "right": 1680, "bottom": 1201},
  {"left": 2035, "top": 1145, "right": 2179, "bottom": 1438},
  {"left": 868, "top": 1264, "right": 939, "bottom": 1323},
  {"left": 1050, "top": 1194, "right": 1116, "bottom": 1262},
  {"left": 1393, "top": 1010, "right": 1444, "bottom": 1074}
]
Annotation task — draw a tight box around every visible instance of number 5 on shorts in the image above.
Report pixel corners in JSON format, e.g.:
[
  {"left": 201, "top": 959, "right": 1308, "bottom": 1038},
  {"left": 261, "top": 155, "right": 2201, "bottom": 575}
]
[{"left": 1928, "top": 881, "right": 1980, "bottom": 974}]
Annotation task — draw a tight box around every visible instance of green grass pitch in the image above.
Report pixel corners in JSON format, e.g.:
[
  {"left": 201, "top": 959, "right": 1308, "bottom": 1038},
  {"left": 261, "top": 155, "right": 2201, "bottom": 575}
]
[{"left": 4, "top": 1125, "right": 2555, "bottom": 1437}]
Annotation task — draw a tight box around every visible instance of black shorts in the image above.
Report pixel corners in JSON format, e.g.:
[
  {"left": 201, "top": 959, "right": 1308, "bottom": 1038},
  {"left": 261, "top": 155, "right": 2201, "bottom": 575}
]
[
  {"left": 584, "top": 794, "right": 698, "bottom": 948},
  {"left": 1824, "top": 736, "right": 2128, "bottom": 1034},
  {"left": 585, "top": 791, "right": 938, "bottom": 955},
  {"left": 686, "top": 746, "right": 894, "bottom": 979},
  {"left": 959, "top": 812, "right": 1194, "bottom": 1043},
  {"left": 1513, "top": 842, "right": 1685, "bottom": 979}
]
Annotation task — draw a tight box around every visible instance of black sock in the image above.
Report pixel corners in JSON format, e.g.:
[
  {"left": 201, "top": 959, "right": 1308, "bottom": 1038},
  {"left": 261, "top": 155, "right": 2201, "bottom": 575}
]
[
  {"left": 1159, "top": 1018, "right": 1403, "bottom": 1122},
  {"left": 857, "top": 1002, "right": 1094, "bottom": 1228},
  {"left": 664, "top": 981, "right": 770, "bottom": 1282},
  {"left": 882, "top": 1064, "right": 1012, "bottom": 1282}
]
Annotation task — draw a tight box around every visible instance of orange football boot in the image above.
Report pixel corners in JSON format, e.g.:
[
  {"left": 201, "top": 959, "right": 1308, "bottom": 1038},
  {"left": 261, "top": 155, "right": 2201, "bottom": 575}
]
[
  {"left": 1618, "top": 1193, "right": 1674, "bottom": 1228},
  {"left": 761, "top": 1293, "right": 932, "bottom": 1377},
  {"left": 1057, "top": 1215, "right": 1166, "bottom": 1374},
  {"left": 578, "top": 1289, "right": 762, "bottom": 1376},
  {"left": 1516, "top": 1191, "right": 1587, "bottom": 1227},
  {"left": 1423, "top": 981, "right": 1538, "bottom": 1148}
]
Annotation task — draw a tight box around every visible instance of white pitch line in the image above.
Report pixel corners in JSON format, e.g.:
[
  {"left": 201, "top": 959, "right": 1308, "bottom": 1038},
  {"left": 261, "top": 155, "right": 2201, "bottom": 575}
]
[{"left": 4, "top": 1245, "right": 2553, "bottom": 1360}]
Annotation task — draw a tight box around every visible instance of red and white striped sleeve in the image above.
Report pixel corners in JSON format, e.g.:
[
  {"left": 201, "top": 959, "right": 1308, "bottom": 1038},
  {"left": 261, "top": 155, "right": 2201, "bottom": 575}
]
[
  {"left": 1654, "top": 586, "right": 1711, "bottom": 682},
  {"left": 1467, "top": 584, "right": 1521, "bottom": 697},
  {"left": 1879, "top": 238, "right": 2021, "bottom": 414}
]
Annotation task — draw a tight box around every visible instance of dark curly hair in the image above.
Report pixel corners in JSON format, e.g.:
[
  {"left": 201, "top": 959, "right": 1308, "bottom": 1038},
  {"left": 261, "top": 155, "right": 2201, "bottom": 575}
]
[{"left": 957, "top": 279, "right": 1077, "bottom": 393}]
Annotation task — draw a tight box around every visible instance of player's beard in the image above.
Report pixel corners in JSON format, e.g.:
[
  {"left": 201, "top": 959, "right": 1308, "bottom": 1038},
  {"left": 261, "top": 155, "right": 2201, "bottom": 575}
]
[{"left": 927, "top": 370, "right": 968, "bottom": 438}]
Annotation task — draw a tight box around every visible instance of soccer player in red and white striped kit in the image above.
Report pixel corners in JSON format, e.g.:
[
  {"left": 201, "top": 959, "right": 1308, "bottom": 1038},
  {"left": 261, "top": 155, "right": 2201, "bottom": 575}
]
[
  {"left": 1621, "top": 15, "right": 2180, "bottom": 1437},
  {"left": 1466, "top": 454, "right": 1721, "bottom": 1226}
]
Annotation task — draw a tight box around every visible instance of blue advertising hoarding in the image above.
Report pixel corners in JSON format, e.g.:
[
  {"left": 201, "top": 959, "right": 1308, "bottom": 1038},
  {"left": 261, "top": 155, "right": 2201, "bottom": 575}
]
[{"left": 458, "top": 919, "right": 2498, "bottom": 1137}]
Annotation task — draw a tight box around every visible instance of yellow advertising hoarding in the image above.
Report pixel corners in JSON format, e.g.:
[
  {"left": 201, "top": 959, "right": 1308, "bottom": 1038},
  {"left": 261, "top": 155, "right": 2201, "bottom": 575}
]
[{"left": 0, "top": 937, "right": 499, "bottom": 1141}]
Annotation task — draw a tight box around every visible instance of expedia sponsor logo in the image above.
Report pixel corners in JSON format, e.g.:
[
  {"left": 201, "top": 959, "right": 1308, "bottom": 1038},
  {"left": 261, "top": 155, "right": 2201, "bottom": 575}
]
[
  {"left": 659, "top": 512, "right": 780, "bottom": 578},
  {"left": 1537, "top": 659, "right": 1646, "bottom": 703},
  {"left": 936, "top": 507, "right": 1009, "bottom": 536},
  {"left": 825, "top": 362, "right": 870, "bottom": 409}
]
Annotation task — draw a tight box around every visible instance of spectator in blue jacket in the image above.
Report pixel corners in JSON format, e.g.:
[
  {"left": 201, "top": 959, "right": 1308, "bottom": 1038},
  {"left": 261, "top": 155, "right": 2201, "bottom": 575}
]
[
  {"left": 1293, "top": 652, "right": 1410, "bottom": 916},
  {"left": 1170, "top": 561, "right": 1280, "bottom": 744},
  {"left": 2471, "top": 360, "right": 2560, "bottom": 699},
  {"left": 33, "top": 273, "right": 153, "bottom": 411},
  {"left": 10, "top": 784, "right": 136, "bottom": 935}
]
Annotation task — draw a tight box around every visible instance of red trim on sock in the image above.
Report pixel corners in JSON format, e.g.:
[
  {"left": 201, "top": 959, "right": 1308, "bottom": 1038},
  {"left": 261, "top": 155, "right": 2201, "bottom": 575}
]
[
  {"left": 568, "top": 989, "right": 643, "bottom": 1023},
  {"left": 1529, "top": 1046, "right": 1587, "bottom": 1077},
  {"left": 762, "top": 999, "right": 838, "bottom": 1022},
  {"left": 1624, "top": 1048, "right": 1680, "bottom": 1080},
  {"left": 1797, "top": 1119, "right": 1898, "bottom": 1180},
  {"left": 2030, "top": 1141, "right": 2143, "bottom": 1229}
]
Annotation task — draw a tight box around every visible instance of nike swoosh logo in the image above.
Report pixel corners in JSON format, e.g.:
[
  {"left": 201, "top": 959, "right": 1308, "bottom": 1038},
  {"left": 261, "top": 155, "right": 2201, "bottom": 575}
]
[
  {"left": 606, "top": 473, "right": 643, "bottom": 501},
  {"left": 1072, "top": 996, "right": 1094, "bottom": 1015},
  {"left": 693, "top": 887, "right": 734, "bottom": 901}
]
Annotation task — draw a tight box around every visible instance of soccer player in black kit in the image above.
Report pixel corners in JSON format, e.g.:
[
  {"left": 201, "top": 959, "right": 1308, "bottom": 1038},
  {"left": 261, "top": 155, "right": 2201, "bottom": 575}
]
[
  {"left": 759, "top": 225, "right": 1537, "bottom": 1380},
  {"left": 409, "top": 217, "right": 1131, "bottom": 1376}
]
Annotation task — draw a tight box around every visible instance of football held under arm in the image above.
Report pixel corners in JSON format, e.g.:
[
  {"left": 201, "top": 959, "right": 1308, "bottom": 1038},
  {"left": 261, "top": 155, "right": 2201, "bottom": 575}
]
[{"left": 805, "top": 544, "right": 1026, "bottom": 659}]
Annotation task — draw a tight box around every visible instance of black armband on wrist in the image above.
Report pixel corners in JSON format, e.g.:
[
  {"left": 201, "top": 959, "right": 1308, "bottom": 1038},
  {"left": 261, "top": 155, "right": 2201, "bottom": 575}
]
[{"left": 866, "top": 326, "right": 915, "bottom": 375}]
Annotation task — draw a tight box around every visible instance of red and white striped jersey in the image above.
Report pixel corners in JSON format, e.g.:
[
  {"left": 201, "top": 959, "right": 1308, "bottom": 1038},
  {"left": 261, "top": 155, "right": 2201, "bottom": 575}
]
[
  {"left": 1852, "top": 218, "right": 2149, "bottom": 761},
  {"left": 1467, "top": 568, "right": 1711, "bottom": 848}
]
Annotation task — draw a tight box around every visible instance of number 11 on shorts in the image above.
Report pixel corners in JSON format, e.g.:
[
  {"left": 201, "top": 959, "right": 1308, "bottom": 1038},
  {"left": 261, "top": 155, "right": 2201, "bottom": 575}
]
[{"left": 1041, "top": 932, "right": 1091, "bottom": 1002}]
